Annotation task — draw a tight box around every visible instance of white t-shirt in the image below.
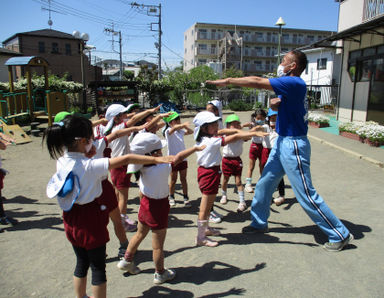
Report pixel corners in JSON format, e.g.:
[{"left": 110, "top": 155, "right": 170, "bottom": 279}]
[
  {"left": 251, "top": 124, "right": 270, "bottom": 143},
  {"left": 56, "top": 152, "right": 109, "bottom": 205},
  {"left": 195, "top": 136, "right": 223, "bottom": 167},
  {"left": 165, "top": 127, "right": 186, "bottom": 156},
  {"left": 223, "top": 139, "right": 244, "bottom": 158},
  {"left": 262, "top": 130, "right": 279, "bottom": 149},
  {"left": 139, "top": 163, "right": 171, "bottom": 199},
  {"left": 93, "top": 124, "right": 106, "bottom": 138},
  {"left": 109, "top": 122, "right": 130, "bottom": 157}
]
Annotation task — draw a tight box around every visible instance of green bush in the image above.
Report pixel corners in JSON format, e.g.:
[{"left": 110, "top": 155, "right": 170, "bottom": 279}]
[{"left": 227, "top": 100, "right": 253, "bottom": 111}]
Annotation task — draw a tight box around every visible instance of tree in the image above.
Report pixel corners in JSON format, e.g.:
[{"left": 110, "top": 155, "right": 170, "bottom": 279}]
[
  {"left": 224, "top": 66, "right": 244, "bottom": 78},
  {"left": 123, "top": 70, "right": 135, "bottom": 81}
]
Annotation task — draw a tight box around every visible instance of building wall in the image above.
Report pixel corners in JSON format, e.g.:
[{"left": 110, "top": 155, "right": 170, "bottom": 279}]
[
  {"left": 338, "top": 0, "right": 365, "bottom": 31},
  {"left": 184, "top": 22, "right": 334, "bottom": 74},
  {"left": 4, "top": 35, "right": 94, "bottom": 84},
  {"left": 301, "top": 49, "right": 337, "bottom": 86}
]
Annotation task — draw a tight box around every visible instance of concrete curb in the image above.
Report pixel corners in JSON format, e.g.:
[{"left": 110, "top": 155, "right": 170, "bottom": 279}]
[{"left": 308, "top": 134, "right": 384, "bottom": 169}]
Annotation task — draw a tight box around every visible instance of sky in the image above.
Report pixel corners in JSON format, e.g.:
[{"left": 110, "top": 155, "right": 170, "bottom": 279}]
[{"left": 0, "top": 0, "right": 341, "bottom": 69}]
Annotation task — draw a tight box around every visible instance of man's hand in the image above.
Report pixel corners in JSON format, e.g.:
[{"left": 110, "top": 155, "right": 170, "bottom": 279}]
[{"left": 270, "top": 97, "right": 281, "bottom": 111}]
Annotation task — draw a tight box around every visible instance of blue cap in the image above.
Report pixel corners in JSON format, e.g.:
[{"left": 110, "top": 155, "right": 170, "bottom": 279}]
[{"left": 267, "top": 108, "right": 278, "bottom": 117}]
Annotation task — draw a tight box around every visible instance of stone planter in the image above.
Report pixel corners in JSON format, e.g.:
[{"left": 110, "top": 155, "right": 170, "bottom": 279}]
[
  {"left": 309, "top": 121, "right": 330, "bottom": 128},
  {"left": 339, "top": 131, "right": 361, "bottom": 141},
  {"left": 364, "top": 138, "right": 383, "bottom": 147}
]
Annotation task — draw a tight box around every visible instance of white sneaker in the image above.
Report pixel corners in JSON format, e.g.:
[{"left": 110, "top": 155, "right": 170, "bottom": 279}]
[
  {"left": 273, "top": 196, "right": 285, "bottom": 206},
  {"left": 117, "top": 259, "right": 140, "bottom": 274},
  {"left": 244, "top": 184, "right": 253, "bottom": 193},
  {"left": 153, "top": 268, "right": 176, "bottom": 284},
  {"left": 237, "top": 201, "right": 247, "bottom": 212},
  {"left": 220, "top": 195, "right": 228, "bottom": 204},
  {"left": 209, "top": 211, "right": 222, "bottom": 223},
  {"left": 169, "top": 197, "right": 176, "bottom": 206}
]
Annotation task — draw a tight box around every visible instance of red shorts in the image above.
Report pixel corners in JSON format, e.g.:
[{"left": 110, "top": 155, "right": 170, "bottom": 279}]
[
  {"left": 222, "top": 157, "right": 243, "bottom": 177},
  {"left": 261, "top": 148, "right": 271, "bottom": 170},
  {"left": 63, "top": 179, "right": 118, "bottom": 250},
  {"left": 138, "top": 196, "right": 170, "bottom": 230},
  {"left": 110, "top": 165, "right": 132, "bottom": 190},
  {"left": 171, "top": 160, "right": 188, "bottom": 172},
  {"left": 197, "top": 166, "right": 221, "bottom": 195},
  {"left": 249, "top": 142, "right": 263, "bottom": 161}
]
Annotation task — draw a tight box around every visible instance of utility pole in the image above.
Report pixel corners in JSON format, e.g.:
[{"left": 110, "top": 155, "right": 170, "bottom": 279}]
[
  {"left": 104, "top": 26, "right": 123, "bottom": 80},
  {"left": 131, "top": 2, "right": 162, "bottom": 79}
]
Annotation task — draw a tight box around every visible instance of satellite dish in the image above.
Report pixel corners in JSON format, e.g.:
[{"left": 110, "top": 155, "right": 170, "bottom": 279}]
[
  {"left": 81, "top": 33, "right": 89, "bottom": 42},
  {"left": 72, "top": 31, "right": 80, "bottom": 38}
]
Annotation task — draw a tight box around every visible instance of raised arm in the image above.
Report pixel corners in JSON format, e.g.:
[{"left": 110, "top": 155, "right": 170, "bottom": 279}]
[
  {"left": 106, "top": 123, "right": 149, "bottom": 143},
  {"left": 109, "top": 153, "right": 174, "bottom": 170},
  {"left": 146, "top": 112, "right": 171, "bottom": 132},
  {"left": 92, "top": 118, "right": 108, "bottom": 127},
  {"left": 217, "top": 128, "right": 242, "bottom": 136},
  {"left": 224, "top": 130, "right": 269, "bottom": 144},
  {"left": 125, "top": 105, "right": 161, "bottom": 127},
  {"left": 206, "top": 76, "right": 273, "bottom": 91},
  {"left": 169, "top": 122, "right": 193, "bottom": 135},
  {"left": 173, "top": 145, "right": 206, "bottom": 166}
]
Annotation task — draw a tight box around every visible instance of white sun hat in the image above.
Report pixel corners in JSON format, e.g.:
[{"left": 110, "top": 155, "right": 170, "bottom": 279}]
[
  {"left": 193, "top": 111, "right": 221, "bottom": 140},
  {"left": 127, "top": 132, "right": 167, "bottom": 173},
  {"left": 46, "top": 168, "right": 80, "bottom": 211},
  {"left": 104, "top": 104, "right": 129, "bottom": 133},
  {"left": 207, "top": 99, "right": 223, "bottom": 118}
]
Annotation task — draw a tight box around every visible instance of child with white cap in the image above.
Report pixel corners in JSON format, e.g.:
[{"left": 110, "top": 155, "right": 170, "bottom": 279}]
[
  {"left": 45, "top": 115, "right": 173, "bottom": 298},
  {"left": 104, "top": 104, "right": 161, "bottom": 232},
  {"left": 163, "top": 111, "right": 194, "bottom": 207},
  {"left": 220, "top": 114, "right": 267, "bottom": 212},
  {"left": 117, "top": 132, "right": 205, "bottom": 284},
  {"left": 193, "top": 111, "right": 268, "bottom": 247}
]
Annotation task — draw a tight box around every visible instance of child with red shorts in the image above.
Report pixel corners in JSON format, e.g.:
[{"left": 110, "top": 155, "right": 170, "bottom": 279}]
[
  {"left": 193, "top": 111, "right": 268, "bottom": 247},
  {"left": 163, "top": 112, "right": 194, "bottom": 207},
  {"left": 45, "top": 115, "right": 173, "bottom": 298},
  {"left": 220, "top": 114, "right": 266, "bottom": 213},
  {"left": 261, "top": 108, "right": 285, "bottom": 206},
  {"left": 104, "top": 104, "right": 161, "bottom": 232},
  {"left": 117, "top": 132, "right": 204, "bottom": 284},
  {"left": 242, "top": 109, "right": 270, "bottom": 193}
]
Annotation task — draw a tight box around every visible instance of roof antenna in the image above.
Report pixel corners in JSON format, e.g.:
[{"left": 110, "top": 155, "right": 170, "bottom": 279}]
[{"left": 41, "top": 0, "right": 64, "bottom": 29}]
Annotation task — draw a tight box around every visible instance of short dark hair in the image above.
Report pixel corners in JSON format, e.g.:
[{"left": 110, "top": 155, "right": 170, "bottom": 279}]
[{"left": 290, "top": 50, "right": 308, "bottom": 74}]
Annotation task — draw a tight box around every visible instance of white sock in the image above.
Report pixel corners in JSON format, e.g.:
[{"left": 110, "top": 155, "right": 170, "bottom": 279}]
[
  {"left": 222, "top": 190, "right": 227, "bottom": 196},
  {"left": 246, "top": 178, "right": 252, "bottom": 185},
  {"left": 238, "top": 191, "right": 245, "bottom": 202}
]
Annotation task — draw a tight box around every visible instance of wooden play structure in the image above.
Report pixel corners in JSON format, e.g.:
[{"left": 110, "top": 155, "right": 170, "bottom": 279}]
[{"left": 1, "top": 56, "right": 68, "bottom": 132}]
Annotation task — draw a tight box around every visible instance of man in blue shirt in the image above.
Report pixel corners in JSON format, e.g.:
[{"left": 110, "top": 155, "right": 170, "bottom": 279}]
[{"left": 206, "top": 50, "right": 353, "bottom": 252}]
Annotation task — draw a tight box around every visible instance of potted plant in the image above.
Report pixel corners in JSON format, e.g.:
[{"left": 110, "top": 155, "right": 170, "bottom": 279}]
[
  {"left": 308, "top": 112, "right": 330, "bottom": 128},
  {"left": 338, "top": 121, "right": 364, "bottom": 141}
]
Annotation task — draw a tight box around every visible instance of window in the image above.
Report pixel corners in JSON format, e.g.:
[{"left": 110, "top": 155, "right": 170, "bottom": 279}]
[
  {"left": 185, "top": 35, "right": 187, "bottom": 41},
  {"left": 282, "top": 33, "right": 289, "bottom": 42},
  {"left": 65, "top": 44, "right": 71, "bottom": 55},
  {"left": 198, "top": 44, "right": 207, "bottom": 50},
  {"left": 307, "top": 35, "right": 314, "bottom": 43},
  {"left": 51, "top": 42, "right": 59, "bottom": 54},
  {"left": 185, "top": 48, "right": 187, "bottom": 54},
  {"left": 38, "top": 41, "right": 45, "bottom": 53},
  {"left": 317, "top": 58, "right": 327, "bottom": 70}
]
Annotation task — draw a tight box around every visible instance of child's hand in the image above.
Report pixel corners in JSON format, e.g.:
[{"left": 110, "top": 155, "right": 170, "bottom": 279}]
[
  {"left": 160, "top": 112, "right": 172, "bottom": 118},
  {"left": 100, "top": 118, "right": 109, "bottom": 126},
  {"left": 150, "top": 105, "right": 162, "bottom": 113},
  {"left": 183, "top": 121, "right": 190, "bottom": 128},
  {"left": 136, "top": 122, "right": 149, "bottom": 132},
  {"left": 270, "top": 97, "right": 281, "bottom": 111},
  {"left": 250, "top": 125, "right": 263, "bottom": 132},
  {"left": 252, "top": 131, "right": 269, "bottom": 137},
  {"left": 195, "top": 144, "right": 206, "bottom": 152}
]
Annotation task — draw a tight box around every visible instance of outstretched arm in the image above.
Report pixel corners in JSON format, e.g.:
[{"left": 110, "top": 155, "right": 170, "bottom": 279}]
[
  {"left": 169, "top": 122, "right": 193, "bottom": 135},
  {"left": 109, "top": 153, "right": 174, "bottom": 170},
  {"left": 224, "top": 131, "right": 269, "bottom": 144},
  {"left": 206, "top": 76, "right": 273, "bottom": 91},
  {"left": 125, "top": 105, "right": 161, "bottom": 127},
  {"left": 106, "top": 123, "right": 149, "bottom": 143},
  {"left": 173, "top": 145, "right": 206, "bottom": 166}
]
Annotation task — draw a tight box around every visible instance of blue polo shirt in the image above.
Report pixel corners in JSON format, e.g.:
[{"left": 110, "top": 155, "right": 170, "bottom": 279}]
[{"left": 269, "top": 76, "right": 308, "bottom": 137}]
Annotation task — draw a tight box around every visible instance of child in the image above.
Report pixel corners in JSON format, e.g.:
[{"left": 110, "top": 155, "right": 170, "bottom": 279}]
[
  {"left": 0, "top": 131, "right": 17, "bottom": 227},
  {"left": 117, "top": 132, "right": 204, "bottom": 284},
  {"left": 220, "top": 114, "right": 251, "bottom": 212},
  {"left": 242, "top": 109, "right": 269, "bottom": 193},
  {"left": 262, "top": 108, "right": 285, "bottom": 206},
  {"left": 193, "top": 111, "right": 268, "bottom": 247},
  {"left": 104, "top": 104, "right": 161, "bottom": 232},
  {"left": 45, "top": 115, "right": 173, "bottom": 298},
  {"left": 163, "top": 112, "right": 194, "bottom": 207}
]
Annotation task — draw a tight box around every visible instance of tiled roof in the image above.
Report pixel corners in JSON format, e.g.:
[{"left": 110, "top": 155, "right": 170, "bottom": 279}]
[{"left": 3, "top": 29, "right": 77, "bottom": 44}]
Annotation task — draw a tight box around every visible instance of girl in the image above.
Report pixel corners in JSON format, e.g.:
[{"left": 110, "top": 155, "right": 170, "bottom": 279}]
[
  {"left": 242, "top": 109, "right": 269, "bottom": 193},
  {"left": 105, "top": 104, "right": 161, "bottom": 232},
  {"left": 117, "top": 132, "right": 204, "bottom": 284},
  {"left": 193, "top": 111, "right": 268, "bottom": 247},
  {"left": 220, "top": 114, "right": 261, "bottom": 212},
  {"left": 45, "top": 115, "right": 173, "bottom": 298},
  {"left": 262, "top": 108, "right": 285, "bottom": 206},
  {"left": 163, "top": 112, "right": 194, "bottom": 207}
]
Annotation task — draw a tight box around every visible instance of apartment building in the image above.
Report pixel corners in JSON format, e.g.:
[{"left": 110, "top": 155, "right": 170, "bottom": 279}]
[
  {"left": 2, "top": 29, "right": 101, "bottom": 84},
  {"left": 184, "top": 22, "right": 334, "bottom": 75},
  {"left": 309, "top": 0, "right": 384, "bottom": 124}
]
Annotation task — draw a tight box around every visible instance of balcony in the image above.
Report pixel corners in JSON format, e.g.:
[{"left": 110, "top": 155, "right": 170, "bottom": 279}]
[
  {"left": 363, "top": 0, "right": 384, "bottom": 22},
  {"left": 197, "top": 48, "right": 210, "bottom": 55}
]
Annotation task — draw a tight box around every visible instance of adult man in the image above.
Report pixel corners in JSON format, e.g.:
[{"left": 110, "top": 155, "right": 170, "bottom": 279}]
[{"left": 206, "top": 50, "right": 353, "bottom": 252}]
